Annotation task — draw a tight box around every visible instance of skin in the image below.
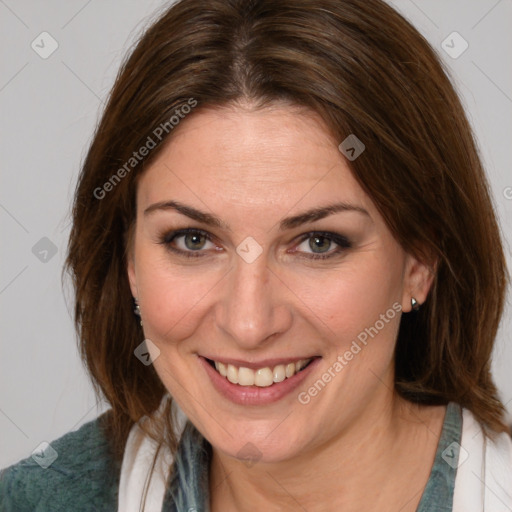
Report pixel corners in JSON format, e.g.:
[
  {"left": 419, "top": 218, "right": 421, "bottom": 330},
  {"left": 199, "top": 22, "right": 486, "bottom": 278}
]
[{"left": 127, "top": 102, "right": 445, "bottom": 511}]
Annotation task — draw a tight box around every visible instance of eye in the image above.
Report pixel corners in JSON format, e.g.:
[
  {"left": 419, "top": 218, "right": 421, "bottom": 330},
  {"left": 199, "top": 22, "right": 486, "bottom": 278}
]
[
  {"left": 293, "top": 232, "right": 351, "bottom": 259},
  {"left": 159, "top": 228, "right": 217, "bottom": 257}
]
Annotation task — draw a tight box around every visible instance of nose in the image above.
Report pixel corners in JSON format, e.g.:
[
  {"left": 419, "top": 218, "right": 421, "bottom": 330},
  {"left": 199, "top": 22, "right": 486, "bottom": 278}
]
[{"left": 216, "top": 255, "right": 293, "bottom": 350}]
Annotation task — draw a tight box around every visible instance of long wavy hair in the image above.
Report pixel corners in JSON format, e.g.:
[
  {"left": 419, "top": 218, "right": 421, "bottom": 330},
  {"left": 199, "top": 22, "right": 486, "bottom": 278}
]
[{"left": 64, "top": 0, "right": 509, "bottom": 474}]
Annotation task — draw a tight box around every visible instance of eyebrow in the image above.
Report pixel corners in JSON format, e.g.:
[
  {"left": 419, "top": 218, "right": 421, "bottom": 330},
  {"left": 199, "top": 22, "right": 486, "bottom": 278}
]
[
  {"left": 143, "top": 200, "right": 369, "bottom": 231},
  {"left": 144, "top": 200, "right": 228, "bottom": 229}
]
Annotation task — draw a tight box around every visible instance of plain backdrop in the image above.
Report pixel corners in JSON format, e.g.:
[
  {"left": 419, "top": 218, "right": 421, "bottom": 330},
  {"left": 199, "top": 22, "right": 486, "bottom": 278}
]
[{"left": 1, "top": 0, "right": 511, "bottom": 467}]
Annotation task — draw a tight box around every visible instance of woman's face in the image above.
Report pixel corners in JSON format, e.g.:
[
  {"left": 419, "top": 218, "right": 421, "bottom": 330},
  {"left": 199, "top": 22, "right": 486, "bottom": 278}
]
[{"left": 127, "top": 103, "right": 432, "bottom": 463}]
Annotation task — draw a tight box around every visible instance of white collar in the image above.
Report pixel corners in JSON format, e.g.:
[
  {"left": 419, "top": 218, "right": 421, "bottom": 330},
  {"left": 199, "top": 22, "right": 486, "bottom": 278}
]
[
  {"left": 117, "top": 397, "right": 187, "bottom": 512},
  {"left": 453, "top": 408, "right": 512, "bottom": 511}
]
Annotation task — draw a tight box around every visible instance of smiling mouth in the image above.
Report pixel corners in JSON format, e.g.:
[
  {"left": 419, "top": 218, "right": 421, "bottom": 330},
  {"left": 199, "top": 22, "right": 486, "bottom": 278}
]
[{"left": 206, "top": 358, "right": 316, "bottom": 387}]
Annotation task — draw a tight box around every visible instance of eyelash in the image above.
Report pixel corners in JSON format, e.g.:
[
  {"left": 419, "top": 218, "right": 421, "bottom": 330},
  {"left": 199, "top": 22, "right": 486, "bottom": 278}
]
[{"left": 158, "top": 228, "right": 352, "bottom": 260}]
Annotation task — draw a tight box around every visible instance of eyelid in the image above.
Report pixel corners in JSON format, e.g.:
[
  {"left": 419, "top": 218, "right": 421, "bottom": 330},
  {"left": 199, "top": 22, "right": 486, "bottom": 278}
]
[
  {"left": 161, "top": 227, "right": 216, "bottom": 244},
  {"left": 290, "top": 231, "right": 352, "bottom": 259},
  {"left": 294, "top": 230, "right": 351, "bottom": 247},
  {"left": 158, "top": 227, "right": 219, "bottom": 258}
]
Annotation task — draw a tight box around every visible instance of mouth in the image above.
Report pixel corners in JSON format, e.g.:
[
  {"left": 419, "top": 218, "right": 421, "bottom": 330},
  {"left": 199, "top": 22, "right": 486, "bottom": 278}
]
[
  {"left": 200, "top": 355, "right": 321, "bottom": 406},
  {"left": 206, "top": 357, "right": 315, "bottom": 387}
]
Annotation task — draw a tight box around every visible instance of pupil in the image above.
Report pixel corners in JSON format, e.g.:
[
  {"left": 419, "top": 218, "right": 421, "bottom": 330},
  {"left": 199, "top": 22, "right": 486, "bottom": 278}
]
[
  {"left": 185, "top": 233, "right": 205, "bottom": 250},
  {"left": 309, "top": 236, "right": 331, "bottom": 253}
]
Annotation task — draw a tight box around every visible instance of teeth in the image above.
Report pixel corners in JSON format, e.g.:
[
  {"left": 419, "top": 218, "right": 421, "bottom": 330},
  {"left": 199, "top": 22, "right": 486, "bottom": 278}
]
[
  {"left": 254, "top": 368, "right": 273, "bottom": 387},
  {"left": 238, "top": 367, "right": 255, "bottom": 386},
  {"left": 227, "top": 364, "right": 239, "bottom": 384},
  {"left": 213, "top": 358, "right": 312, "bottom": 388},
  {"left": 295, "top": 360, "right": 308, "bottom": 371},
  {"left": 273, "top": 365, "right": 286, "bottom": 383},
  {"left": 285, "top": 363, "right": 295, "bottom": 378},
  {"left": 217, "top": 361, "right": 227, "bottom": 377}
]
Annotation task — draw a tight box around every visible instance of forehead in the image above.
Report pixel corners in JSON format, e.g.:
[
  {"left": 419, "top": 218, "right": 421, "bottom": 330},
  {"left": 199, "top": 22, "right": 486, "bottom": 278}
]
[{"left": 136, "top": 105, "right": 372, "bottom": 217}]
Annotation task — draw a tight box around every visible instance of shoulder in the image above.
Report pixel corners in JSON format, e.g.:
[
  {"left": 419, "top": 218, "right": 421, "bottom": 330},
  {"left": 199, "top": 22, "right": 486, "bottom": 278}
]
[{"left": 0, "top": 411, "right": 122, "bottom": 512}]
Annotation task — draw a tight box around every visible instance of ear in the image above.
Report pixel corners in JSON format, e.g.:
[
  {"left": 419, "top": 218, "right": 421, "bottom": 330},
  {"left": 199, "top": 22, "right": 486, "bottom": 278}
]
[
  {"left": 126, "top": 225, "right": 138, "bottom": 298},
  {"left": 401, "top": 252, "right": 436, "bottom": 313},
  {"left": 127, "top": 255, "right": 138, "bottom": 298}
]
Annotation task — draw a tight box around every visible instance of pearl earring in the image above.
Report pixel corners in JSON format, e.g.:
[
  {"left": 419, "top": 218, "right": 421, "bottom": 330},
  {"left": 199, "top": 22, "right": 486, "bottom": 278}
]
[{"left": 133, "top": 297, "right": 143, "bottom": 326}]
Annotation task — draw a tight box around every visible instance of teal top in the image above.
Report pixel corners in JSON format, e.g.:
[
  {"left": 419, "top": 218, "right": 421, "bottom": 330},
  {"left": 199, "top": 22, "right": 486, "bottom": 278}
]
[
  {"left": 417, "top": 402, "right": 462, "bottom": 511},
  {"left": 0, "top": 402, "right": 462, "bottom": 511}
]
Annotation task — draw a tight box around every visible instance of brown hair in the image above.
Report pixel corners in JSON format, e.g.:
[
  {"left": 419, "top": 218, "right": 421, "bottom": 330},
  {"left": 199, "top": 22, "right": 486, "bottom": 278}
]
[{"left": 64, "top": 0, "right": 509, "bottom": 463}]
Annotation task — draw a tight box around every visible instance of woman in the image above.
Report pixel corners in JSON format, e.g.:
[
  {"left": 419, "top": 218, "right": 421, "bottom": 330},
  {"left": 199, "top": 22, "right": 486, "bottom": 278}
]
[{"left": 1, "top": 0, "right": 511, "bottom": 510}]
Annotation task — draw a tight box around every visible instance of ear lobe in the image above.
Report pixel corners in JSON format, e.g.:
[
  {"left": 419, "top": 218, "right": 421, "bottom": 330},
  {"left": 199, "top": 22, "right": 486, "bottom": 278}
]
[{"left": 401, "top": 253, "right": 437, "bottom": 312}]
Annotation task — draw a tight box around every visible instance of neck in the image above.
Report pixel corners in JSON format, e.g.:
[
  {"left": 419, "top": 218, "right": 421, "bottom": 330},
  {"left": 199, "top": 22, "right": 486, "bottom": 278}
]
[{"left": 209, "top": 393, "right": 446, "bottom": 512}]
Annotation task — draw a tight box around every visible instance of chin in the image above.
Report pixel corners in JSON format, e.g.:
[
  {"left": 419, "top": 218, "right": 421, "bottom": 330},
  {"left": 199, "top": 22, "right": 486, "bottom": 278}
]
[{"left": 209, "top": 422, "right": 309, "bottom": 465}]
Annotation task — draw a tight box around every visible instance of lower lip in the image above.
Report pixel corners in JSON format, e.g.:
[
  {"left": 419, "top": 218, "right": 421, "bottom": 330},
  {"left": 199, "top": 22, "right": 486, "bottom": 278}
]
[{"left": 199, "top": 356, "right": 320, "bottom": 406}]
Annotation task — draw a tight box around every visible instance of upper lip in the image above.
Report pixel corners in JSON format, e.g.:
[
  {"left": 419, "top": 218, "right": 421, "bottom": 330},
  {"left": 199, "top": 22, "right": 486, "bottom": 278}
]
[{"left": 201, "top": 355, "right": 318, "bottom": 370}]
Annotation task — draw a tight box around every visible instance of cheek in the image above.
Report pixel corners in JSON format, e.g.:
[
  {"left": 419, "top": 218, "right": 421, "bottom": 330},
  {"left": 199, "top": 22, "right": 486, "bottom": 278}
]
[
  {"left": 135, "top": 249, "right": 222, "bottom": 342},
  {"left": 288, "top": 249, "right": 404, "bottom": 351}
]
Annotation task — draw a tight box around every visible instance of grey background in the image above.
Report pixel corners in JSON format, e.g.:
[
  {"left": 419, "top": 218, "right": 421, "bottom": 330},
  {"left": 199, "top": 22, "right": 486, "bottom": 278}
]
[{"left": 1, "top": 0, "right": 511, "bottom": 467}]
